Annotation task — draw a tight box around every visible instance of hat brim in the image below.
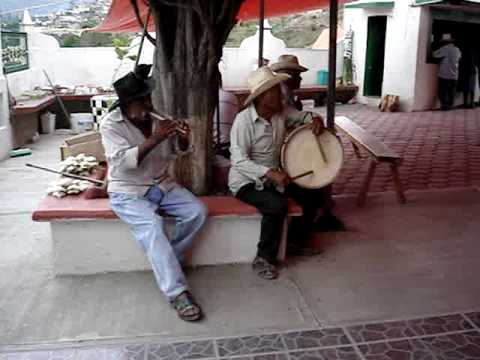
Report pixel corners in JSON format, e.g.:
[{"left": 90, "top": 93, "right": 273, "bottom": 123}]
[
  {"left": 244, "top": 73, "right": 291, "bottom": 106},
  {"left": 109, "top": 84, "right": 153, "bottom": 111},
  {"left": 270, "top": 62, "right": 308, "bottom": 73}
]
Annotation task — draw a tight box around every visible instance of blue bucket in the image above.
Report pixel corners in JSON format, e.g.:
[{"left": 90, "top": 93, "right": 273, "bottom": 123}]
[{"left": 317, "top": 70, "right": 328, "bottom": 85}]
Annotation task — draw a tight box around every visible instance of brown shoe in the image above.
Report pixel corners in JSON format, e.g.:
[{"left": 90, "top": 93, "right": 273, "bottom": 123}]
[
  {"left": 253, "top": 256, "right": 279, "bottom": 280},
  {"left": 171, "top": 291, "right": 203, "bottom": 322}
]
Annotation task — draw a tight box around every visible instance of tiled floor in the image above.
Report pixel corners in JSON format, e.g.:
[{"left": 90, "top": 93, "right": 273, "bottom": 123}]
[
  {"left": 331, "top": 106, "right": 480, "bottom": 196},
  {"left": 2, "top": 312, "right": 479, "bottom": 360}
]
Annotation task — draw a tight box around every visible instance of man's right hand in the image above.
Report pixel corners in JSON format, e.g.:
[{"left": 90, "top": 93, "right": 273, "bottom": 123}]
[
  {"left": 266, "top": 170, "right": 291, "bottom": 187},
  {"left": 151, "top": 119, "right": 178, "bottom": 143}
]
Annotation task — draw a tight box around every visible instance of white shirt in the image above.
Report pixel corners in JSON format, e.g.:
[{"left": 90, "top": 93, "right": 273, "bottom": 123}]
[
  {"left": 100, "top": 108, "right": 184, "bottom": 196},
  {"left": 228, "top": 104, "right": 313, "bottom": 195}
]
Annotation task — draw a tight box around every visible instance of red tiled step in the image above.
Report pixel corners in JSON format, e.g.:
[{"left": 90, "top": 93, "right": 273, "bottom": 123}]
[{"left": 33, "top": 194, "right": 302, "bottom": 221}]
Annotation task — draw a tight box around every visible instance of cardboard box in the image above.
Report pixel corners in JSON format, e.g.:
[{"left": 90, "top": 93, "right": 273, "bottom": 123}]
[{"left": 61, "top": 131, "right": 106, "bottom": 162}]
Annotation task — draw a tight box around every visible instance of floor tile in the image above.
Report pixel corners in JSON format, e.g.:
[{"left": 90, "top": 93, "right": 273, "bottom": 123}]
[
  {"left": 288, "top": 347, "right": 360, "bottom": 360},
  {"left": 105, "top": 345, "right": 146, "bottom": 360},
  {"left": 216, "top": 334, "right": 285, "bottom": 357},
  {"left": 76, "top": 348, "right": 105, "bottom": 360},
  {"left": 147, "top": 341, "right": 215, "bottom": 360},
  {"left": 465, "top": 313, "right": 480, "bottom": 328},
  {"left": 220, "top": 354, "right": 288, "bottom": 360},
  {"left": 347, "top": 314, "right": 473, "bottom": 343},
  {"left": 359, "top": 331, "right": 480, "bottom": 360},
  {"left": 282, "top": 329, "right": 350, "bottom": 350},
  {"left": 0, "top": 351, "right": 75, "bottom": 360}
]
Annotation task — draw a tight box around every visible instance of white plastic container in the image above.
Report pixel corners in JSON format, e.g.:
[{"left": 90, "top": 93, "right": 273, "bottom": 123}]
[
  {"left": 40, "top": 112, "right": 56, "bottom": 134},
  {"left": 70, "top": 113, "right": 94, "bottom": 133}
]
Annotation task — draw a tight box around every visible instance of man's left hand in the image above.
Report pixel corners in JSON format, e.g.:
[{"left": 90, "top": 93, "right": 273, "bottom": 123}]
[
  {"left": 177, "top": 120, "right": 191, "bottom": 151},
  {"left": 310, "top": 116, "right": 325, "bottom": 136},
  {"left": 176, "top": 120, "right": 190, "bottom": 141}
]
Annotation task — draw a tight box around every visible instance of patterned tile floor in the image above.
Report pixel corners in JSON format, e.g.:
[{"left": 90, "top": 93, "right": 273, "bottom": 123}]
[
  {"left": 2, "top": 312, "right": 480, "bottom": 360},
  {"left": 330, "top": 106, "right": 480, "bottom": 196}
]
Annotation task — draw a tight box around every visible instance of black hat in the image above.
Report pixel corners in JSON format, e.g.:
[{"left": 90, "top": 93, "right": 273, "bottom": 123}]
[{"left": 110, "top": 64, "right": 154, "bottom": 110}]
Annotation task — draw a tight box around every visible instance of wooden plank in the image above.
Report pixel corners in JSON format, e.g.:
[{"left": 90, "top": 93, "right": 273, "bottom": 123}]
[
  {"left": 335, "top": 116, "right": 400, "bottom": 159},
  {"left": 64, "top": 131, "right": 101, "bottom": 146}
]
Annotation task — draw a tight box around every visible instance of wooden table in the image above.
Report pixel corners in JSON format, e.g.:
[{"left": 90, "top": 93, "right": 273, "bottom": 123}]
[
  {"left": 224, "top": 85, "right": 358, "bottom": 106},
  {"left": 12, "top": 95, "right": 56, "bottom": 116},
  {"left": 11, "top": 93, "right": 114, "bottom": 147}
]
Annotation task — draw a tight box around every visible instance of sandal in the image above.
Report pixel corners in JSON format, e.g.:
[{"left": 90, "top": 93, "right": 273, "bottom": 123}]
[
  {"left": 253, "top": 256, "right": 279, "bottom": 280},
  {"left": 171, "top": 291, "right": 203, "bottom": 322}
]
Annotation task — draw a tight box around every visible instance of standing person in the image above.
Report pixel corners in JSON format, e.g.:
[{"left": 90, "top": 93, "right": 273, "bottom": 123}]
[
  {"left": 433, "top": 34, "right": 462, "bottom": 110},
  {"left": 229, "top": 67, "right": 327, "bottom": 280},
  {"left": 459, "top": 42, "right": 477, "bottom": 108},
  {"left": 100, "top": 65, "right": 207, "bottom": 322},
  {"left": 270, "top": 55, "right": 346, "bottom": 234}
]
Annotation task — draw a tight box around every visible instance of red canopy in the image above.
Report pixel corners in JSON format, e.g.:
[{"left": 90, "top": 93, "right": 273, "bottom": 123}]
[{"left": 94, "top": 0, "right": 344, "bottom": 33}]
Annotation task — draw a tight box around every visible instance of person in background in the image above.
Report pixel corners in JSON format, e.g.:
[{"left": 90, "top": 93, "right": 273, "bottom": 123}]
[
  {"left": 270, "top": 55, "right": 346, "bottom": 234},
  {"left": 100, "top": 65, "right": 207, "bottom": 322},
  {"left": 229, "top": 67, "right": 326, "bottom": 280},
  {"left": 459, "top": 39, "right": 477, "bottom": 109},
  {"left": 213, "top": 86, "right": 239, "bottom": 158},
  {"left": 433, "top": 34, "right": 462, "bottom": 110}
]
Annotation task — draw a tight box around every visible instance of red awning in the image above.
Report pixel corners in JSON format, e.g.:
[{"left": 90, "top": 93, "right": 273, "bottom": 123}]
[{"left": 93, "top": 0, "right": 345, "bottom": 33}]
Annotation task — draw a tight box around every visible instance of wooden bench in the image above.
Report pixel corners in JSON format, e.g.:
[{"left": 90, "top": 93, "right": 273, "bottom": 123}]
[
  {"left": 335, "top": 116, "right": 406, "bottom": 207},
  {"left": 33, "top": 194, "right": 302, "bottom": 275}
]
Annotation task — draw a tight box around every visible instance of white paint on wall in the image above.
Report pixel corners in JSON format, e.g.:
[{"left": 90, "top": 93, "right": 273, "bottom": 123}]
[
  {"left": 413, "top": 6, "right": 440, "bottom": 111},
  {"left": 0, "top": 35, "right": 13, "bottom": 160},
  {"left": 7, "top": 30, "right": 342, "bottom": 98}
]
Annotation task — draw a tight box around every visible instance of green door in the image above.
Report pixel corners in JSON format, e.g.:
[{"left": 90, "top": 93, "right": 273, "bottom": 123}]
[{"left": 364, "top": 16, "right": 387, "bottom": 97}]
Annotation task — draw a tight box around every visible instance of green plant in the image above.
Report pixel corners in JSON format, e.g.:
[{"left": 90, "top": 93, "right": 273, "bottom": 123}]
[{"left": 111, "top": 38, "right": 139, "bottom": 84}]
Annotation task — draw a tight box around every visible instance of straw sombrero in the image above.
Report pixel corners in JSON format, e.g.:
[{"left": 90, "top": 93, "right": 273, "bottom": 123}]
[
  {"left": 244, "top": 66, "right": 290, "bottom": 106},
  {"left": 270, "top": 54, "right": 308, "bottom": 73}
]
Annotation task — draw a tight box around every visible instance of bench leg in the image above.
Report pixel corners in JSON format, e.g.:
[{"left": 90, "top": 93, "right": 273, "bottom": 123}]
[
  {"left": 390, "top": 163, "right": 406, "bottom": 204},
  {"left": 357, "top": 160, "right": 377, "bottom": 207},
  {"left": 277, "top": 217, "right": 290, "bottom": 261},
  {"left": 351, "top": 142, "right": 362, "bottom": 159}
]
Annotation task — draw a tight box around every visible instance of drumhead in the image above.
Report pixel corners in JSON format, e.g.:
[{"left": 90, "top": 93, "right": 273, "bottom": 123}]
[{"left": 281, "top": 125, "right": 344, "bottom": 189}]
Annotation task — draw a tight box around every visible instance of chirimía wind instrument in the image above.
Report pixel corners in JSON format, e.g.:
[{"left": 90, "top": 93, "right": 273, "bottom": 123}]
[{"left": 149, "top": 112, "right": 189, "bottom": 136}]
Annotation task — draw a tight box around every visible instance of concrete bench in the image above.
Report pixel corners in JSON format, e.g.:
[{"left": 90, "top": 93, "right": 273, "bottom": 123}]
[{"left": 33, "top": 194, "right": 302, "bottom": 276}]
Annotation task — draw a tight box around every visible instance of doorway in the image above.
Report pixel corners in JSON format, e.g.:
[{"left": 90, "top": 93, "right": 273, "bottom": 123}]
[{"left": 364, "top": 16, "right": 387, "bottom": 97}]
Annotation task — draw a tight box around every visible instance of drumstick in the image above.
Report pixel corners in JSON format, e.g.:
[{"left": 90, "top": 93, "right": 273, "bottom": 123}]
[
  {"left": 291, "top": 170, "right": 314, "bottom": 181},
  {"left": 149, "top": 112, "right": 188, "bottom": 136},
  {"left": 314, "top": 134, "right": 328, "bottom": 164}
]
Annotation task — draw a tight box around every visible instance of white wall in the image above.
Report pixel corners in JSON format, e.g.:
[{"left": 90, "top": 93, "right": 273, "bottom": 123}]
[
  {"left": 382, "top": 2, "right": 422, "bottom": 111},
  {"left": 7, "top": 30, "right": 343, "bottom": 97},
  {"left": 221, "top": 46, "right": 343, "bottom": 87},
  {"left": 0, "top": 35, "right": 13, "bottom": 160},
  {"left": 413, "top": 7, "right": 439, "bottom": 111}
]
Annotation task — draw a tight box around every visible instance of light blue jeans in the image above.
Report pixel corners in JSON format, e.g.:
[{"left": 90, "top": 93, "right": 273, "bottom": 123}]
[{"left": 109, "top": 186, "right": 207, "bottom": 301}]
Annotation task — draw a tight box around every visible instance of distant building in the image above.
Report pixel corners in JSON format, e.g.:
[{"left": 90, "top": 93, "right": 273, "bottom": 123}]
[{"left": 344, "top": 0, "right": 480, "bottom": 111}]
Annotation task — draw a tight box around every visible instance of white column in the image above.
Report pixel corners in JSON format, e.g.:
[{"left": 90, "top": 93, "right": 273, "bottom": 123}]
[{"left": 0, "top": 35, "right": 14, "bottom": 159}]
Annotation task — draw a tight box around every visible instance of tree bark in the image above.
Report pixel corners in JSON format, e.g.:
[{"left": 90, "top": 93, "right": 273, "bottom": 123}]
[{"left": 149, "top": 0, "right": 244, "bottom": 195}]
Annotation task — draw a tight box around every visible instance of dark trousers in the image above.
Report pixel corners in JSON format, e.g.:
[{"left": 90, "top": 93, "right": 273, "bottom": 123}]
[
  {"left": 463, "top": 74, "right": 476, "bottom": 108},
  {"left": 438, "top": 78, "right": 457, "bottom": 110},
  {"left": 235, "top": 183, "right": 329, "bottom": 262}
]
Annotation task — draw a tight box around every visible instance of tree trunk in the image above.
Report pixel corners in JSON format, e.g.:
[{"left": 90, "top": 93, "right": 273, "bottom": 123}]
[{"left": 149, "top": 0, "right": 244, "bottom": 195}]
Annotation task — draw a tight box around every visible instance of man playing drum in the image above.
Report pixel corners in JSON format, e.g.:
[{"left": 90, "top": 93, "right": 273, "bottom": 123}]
[
  {"left": 271, "top": 55, "right": 345, "bottom": 233},
  {"left": 229, "top": 66, "right": 329, "bottom": 280}
]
